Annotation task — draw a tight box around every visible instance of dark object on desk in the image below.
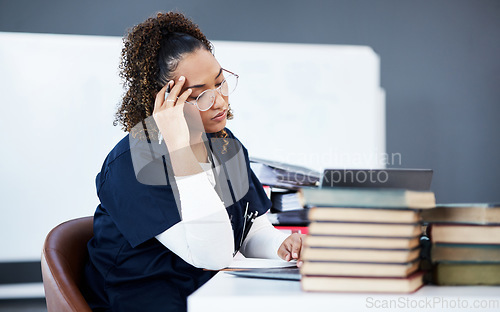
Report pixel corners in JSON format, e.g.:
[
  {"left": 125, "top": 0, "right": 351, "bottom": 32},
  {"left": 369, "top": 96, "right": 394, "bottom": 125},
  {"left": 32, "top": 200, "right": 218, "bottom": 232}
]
[
  {"left": 225, "top": 267, "right": 301, "bottom": 281},
  {"left": 321, "top": 168, "right": 433, "bottom": 191},
  {"left": 268, "top": 208, "right": 310, "bottom": 226}
]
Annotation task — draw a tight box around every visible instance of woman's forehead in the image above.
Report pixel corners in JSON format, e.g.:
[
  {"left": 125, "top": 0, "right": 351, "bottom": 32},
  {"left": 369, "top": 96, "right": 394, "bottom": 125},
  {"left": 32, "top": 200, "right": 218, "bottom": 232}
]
[{"left": 173, "top": 49, "right": 221, "bottom": 84}]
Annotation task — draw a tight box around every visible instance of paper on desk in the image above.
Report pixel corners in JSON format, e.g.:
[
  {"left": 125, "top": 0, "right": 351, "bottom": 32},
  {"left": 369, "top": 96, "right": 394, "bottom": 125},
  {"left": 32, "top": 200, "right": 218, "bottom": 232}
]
[{"left": 225, "top": 257, "right": 297, "bottom": 269}]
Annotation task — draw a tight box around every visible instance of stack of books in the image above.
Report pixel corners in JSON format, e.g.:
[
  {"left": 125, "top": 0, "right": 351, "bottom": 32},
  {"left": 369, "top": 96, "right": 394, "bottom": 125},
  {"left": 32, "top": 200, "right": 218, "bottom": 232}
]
[
  {"left": 422, "top": 203, "right": 500, "bottom": 285},
  {"left": 298, "top": 187, "right": 436, "bottom": 293},
  {"left": 271, "top": 190, "right": 304, "bottom": 212}
]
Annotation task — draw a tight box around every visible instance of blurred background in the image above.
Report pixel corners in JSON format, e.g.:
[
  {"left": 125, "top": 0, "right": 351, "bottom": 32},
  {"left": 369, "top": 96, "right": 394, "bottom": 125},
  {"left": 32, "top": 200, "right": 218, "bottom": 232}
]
[
  {"left": 1, "top": 0, "right": 498, "bottom": 202},
  {"left": 0, "top": 0, "right": 498, "bottom": 307}
]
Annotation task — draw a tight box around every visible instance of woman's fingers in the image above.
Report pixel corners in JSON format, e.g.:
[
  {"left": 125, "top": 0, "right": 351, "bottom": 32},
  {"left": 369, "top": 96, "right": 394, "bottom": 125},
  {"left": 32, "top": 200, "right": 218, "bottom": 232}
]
[
  {"left": 163, "top": 80, "right": 178, "bottom": 109},
  {"left": 155, "top": 75, "right": 187, "bottom": 112},
  {"left": 176, "top": 88, "right": 193, "bottom": 106},
  {"left": 291, "top": 234, "right": 304, "bottom": 260},
  {"left": 288, "top": 234, "right": 301, "bottom": 260},
  {"left": 154, "top": 82, "right": 171, "bottom": 112},
  {"left": 166, "top": 76, "right": 186, "bottom": 104},
  {"left": 278, "top": 233, "right": 305, "bottom": 264},
  {"left": 277, "top": 243, "right": 289, "bottom": 261},
  {"left": 278, "top": 248, "right": 290, "bottom": 261}
]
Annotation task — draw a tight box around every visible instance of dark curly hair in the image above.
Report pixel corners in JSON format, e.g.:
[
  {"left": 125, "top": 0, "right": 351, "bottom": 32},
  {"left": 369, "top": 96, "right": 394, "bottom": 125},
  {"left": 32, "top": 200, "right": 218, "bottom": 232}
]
[{"left": 115, "top": 11, "right": 233, "bottom": 144}]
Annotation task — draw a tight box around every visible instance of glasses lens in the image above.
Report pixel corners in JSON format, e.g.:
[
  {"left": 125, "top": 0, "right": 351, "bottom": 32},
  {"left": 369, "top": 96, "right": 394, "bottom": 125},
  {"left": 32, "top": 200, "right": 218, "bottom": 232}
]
[
  {"left": 197, "top": 90, "right": 216, "bottom": 111},
  {"left": 221, "top": 73, "right": 238, "bottom": 96}
]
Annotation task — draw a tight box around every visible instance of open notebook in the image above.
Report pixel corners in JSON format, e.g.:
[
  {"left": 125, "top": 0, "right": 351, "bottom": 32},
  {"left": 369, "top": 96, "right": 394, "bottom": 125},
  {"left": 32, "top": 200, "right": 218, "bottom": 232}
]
[
  {"left": 222, "top": 257, "right": 301, "bottom": 281},
  {"left": 224, "top": 267, "right": 301, "bottom": 281}
]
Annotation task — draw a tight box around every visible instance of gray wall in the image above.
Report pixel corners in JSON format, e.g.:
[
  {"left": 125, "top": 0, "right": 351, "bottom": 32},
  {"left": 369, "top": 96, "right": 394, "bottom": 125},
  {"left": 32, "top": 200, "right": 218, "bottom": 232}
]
[{"left": 1, "top": 0, "right": 499, "bottom": 203}]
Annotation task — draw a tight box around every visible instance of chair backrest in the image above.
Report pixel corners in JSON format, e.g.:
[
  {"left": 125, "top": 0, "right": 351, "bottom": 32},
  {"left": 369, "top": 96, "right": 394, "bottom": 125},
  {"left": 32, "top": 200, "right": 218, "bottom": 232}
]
[{"left": 41, "top": 216, "right": 94, "bottom": 312}]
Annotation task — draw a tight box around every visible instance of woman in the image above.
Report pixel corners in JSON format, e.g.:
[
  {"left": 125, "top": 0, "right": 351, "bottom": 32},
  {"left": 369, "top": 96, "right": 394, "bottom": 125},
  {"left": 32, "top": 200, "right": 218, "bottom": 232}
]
[{"left": 83, "top": 12, "right": 304, "bottom": 312}]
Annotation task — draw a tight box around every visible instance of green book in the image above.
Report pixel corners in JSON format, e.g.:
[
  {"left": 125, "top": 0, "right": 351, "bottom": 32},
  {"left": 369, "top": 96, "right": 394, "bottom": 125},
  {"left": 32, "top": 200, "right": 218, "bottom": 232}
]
[
  {"left": 433, "top": 263, "right": 500, "bottom": 285},
  {"left": 299, "top": 187, "right": 435, "bottom": 209},
  {"left": 431, "top": 243, "right": 500, "bottom": 263}
]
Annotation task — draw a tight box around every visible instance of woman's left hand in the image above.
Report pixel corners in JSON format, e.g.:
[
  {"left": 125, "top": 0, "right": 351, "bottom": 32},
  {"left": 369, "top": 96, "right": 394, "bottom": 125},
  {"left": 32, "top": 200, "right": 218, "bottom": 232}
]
[{"left": 277, "top": 233, "right": 306, "bottom": 267}]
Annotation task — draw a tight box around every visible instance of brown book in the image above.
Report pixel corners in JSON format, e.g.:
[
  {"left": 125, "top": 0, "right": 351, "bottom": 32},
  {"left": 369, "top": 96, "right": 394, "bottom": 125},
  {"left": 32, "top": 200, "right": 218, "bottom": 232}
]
[
  {"left": 429, "top": 224, "right": 500, "bottom": 244},
  {"left": 304, "top": 235, "right": 421, "bottom": 249},
  {"left": 433, "top": 263, "right": 500, "bottom": 285},
  {"left": 301, "top": 271, "right": 424, "bottom": 293},
  {"left": 308, "top": 207, "right": 420, "bottom": 223},
  {"left": 431, "top": 244, "right": 500, "bottom": 263},
  {"left": 300, "top": 260, "right": 420, "bottom": 277},
  {"left": 301, "top": 247, "right": 420, "bottom": 263},
  {"left": 309, "top": 222, "right": 422, "bottom": 237},
  {"left": 422, "top": 203, "right": 500, "bottom": 224}
]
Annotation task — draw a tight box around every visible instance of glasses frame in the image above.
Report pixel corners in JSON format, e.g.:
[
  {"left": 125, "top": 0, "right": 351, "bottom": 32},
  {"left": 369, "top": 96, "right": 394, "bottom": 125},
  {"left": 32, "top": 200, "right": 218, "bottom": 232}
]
[{"left": 185, "top": 68, "right": 239, "bottom": 112}]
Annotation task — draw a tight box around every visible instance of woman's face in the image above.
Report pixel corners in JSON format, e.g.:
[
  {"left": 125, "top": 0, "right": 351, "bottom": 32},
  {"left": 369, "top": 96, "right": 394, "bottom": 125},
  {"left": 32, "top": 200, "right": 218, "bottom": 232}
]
[{"left": 172, "top": 48, "right": 229, "bottom": 134}]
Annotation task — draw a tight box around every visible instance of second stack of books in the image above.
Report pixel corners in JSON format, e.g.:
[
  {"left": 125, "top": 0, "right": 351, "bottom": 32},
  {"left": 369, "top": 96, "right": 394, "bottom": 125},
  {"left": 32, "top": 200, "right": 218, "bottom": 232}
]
[
  {"left": 422, "top": 203, "right": 500, "bottom": 286},
  {"left": 299, "top": 187, "right": 436, "bottom": 293}
]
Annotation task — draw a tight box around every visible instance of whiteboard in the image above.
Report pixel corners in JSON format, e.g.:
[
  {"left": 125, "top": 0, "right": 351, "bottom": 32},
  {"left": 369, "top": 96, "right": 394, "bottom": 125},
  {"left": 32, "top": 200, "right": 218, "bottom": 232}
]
[
  {"left": 213, "top": 41, "right": 385, "bottom": 171},
  {"left": 0, "top": 32, "right": 384, "bottom": 261}
]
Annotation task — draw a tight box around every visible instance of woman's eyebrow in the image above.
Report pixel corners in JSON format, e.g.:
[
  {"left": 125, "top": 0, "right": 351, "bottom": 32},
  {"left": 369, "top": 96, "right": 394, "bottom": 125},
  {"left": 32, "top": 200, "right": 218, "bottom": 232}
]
[
  {"left": 185, "top": 68, "right": 223, "bottom": 89},
  {"left": 214, "top": 67, "right": 223, "bottom": 79}
]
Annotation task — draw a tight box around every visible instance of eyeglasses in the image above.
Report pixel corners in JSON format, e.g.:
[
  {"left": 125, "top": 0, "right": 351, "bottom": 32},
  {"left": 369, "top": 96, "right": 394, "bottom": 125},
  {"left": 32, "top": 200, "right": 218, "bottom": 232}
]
[{"left": 185, "top": 69, "right": 239, "bottom": 111}]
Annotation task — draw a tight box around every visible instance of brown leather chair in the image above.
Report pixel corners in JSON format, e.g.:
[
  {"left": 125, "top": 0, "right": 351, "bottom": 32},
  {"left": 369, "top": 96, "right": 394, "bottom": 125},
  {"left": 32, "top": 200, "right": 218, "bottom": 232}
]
[{"left": 41, "top": 216, "right": 94, "bottom": 312}]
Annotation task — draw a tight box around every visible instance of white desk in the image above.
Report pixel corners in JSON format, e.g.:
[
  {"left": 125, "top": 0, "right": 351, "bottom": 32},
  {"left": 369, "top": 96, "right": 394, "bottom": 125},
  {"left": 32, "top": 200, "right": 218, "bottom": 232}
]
[{"left": 188, "top": 272, "right": 500, "bottom": 312}]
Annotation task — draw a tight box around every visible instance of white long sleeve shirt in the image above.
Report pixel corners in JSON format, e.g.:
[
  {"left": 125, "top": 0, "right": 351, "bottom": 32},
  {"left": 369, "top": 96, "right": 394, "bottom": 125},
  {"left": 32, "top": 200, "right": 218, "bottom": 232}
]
[{"left": 155, "top": 160, "right": 288, "bottom": 270}]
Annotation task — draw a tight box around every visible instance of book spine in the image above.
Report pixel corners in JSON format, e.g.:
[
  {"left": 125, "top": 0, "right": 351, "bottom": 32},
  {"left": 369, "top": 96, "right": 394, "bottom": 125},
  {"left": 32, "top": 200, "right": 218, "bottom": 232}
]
[{"left": 300, "top": 187, "right": 433, "bottom": 208}]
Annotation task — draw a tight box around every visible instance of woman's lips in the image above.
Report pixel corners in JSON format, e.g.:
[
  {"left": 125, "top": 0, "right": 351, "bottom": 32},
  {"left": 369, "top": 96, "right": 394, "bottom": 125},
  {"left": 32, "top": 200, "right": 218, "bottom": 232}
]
[{"left": 212, "top": 109, "right": 227, "bottom": 121}]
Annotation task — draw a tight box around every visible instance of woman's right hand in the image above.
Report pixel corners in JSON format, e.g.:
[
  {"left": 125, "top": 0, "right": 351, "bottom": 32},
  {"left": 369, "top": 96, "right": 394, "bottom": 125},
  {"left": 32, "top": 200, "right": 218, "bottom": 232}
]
[{"left": 153, "top": 76, "right": 193, "bottom": 150}]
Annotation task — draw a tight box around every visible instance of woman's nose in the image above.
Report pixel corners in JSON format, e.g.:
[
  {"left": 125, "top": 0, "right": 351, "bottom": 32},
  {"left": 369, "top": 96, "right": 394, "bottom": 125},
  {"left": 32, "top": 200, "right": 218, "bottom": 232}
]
[{"left": 212, "top": 91, "right": 226, "bottom": 110}]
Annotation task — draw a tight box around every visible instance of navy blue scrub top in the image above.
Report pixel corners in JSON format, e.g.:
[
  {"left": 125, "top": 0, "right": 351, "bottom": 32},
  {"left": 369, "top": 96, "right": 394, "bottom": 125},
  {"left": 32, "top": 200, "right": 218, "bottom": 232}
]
[{"left": 82, "top": 128, "right": 271, "bottom": 312}]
